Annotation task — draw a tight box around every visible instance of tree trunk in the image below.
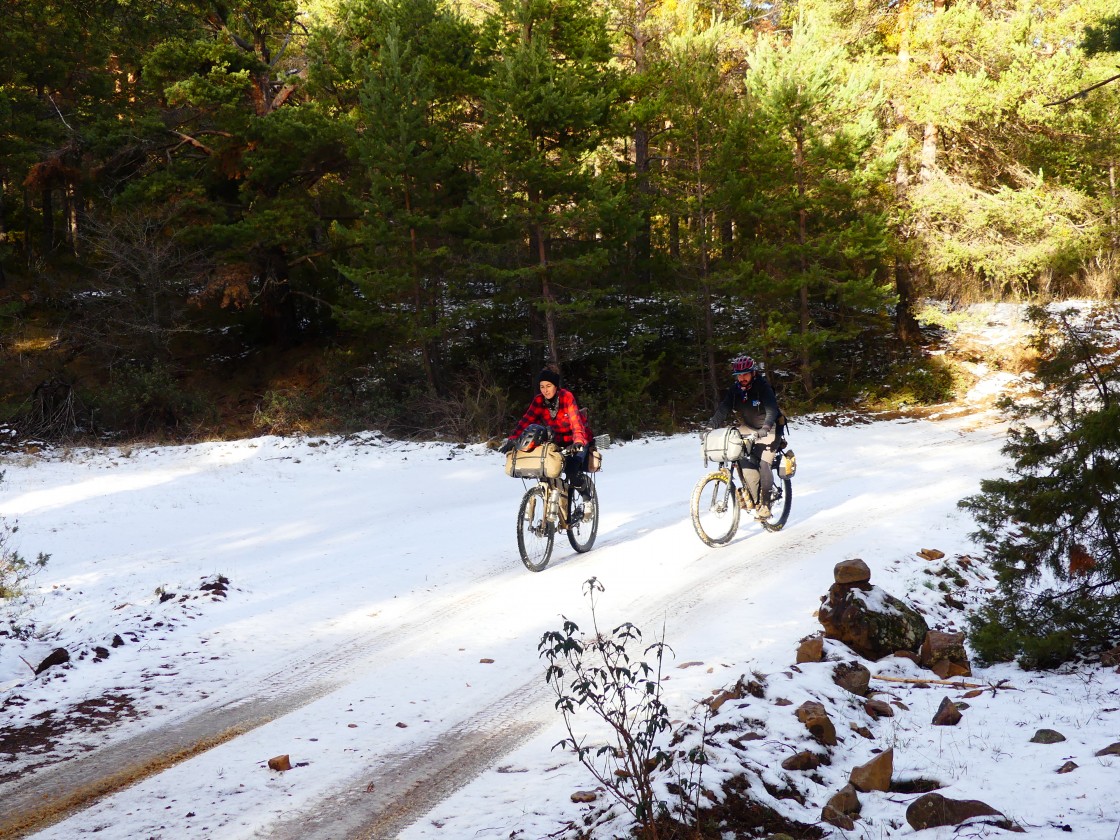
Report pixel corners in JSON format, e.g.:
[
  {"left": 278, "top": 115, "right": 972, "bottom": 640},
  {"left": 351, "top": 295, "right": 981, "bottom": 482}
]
[
  {"left": 794, "top": 123, "right": 814, "bottom": 398},
  {"left": 892, "top": 4, "right": 923, "bottom": 343},
  {"left": 41, "top": 187, "right": 55, "bottom": 255},
  {"left": 255, "top": 247, "right": 298, "bottom": 346}
]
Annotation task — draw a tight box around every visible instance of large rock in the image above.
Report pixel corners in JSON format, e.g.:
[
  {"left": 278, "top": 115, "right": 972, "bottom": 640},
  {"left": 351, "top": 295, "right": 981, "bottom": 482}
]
[
  {"left": 850, "top": 748, "right": 893, "bottom": 792},
  {"left": 819, "top": 583, "right": 929, "bottom": 661},
  {"left": 832, "top": 661, "right": 871, "bottom": 696},
  {"left": 822, "top": 783, "right": 861, "bottom": 830},
  {"left": 906, "top": 793, "right": 1018, "bottom": 831},
  {"left": 919, "top": 630, "right": 972, "bottom": 678}
]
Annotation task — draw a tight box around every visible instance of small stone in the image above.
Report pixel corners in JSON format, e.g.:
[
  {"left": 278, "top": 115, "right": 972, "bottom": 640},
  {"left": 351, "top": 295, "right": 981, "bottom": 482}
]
[
  {"left": 1094, "top": 742, "right": 1120, "bottom": 757},
  {"left": 795, "top": 701, "right": 837, "bottom": 746},
  {"left": 832, "top": 662, "right": 871, "bottom": 696},
  {"left": 35, "top": 648, "right": 70, "bottom": 675},
  {"left": 267, "top": 754, "right": 292, "bottom": 772},
  {"left": 781, "top": 750, "right": 824, "bottom": 771},
  {"left": 1057, "top": 761, "right": 1078, "bottom": 774},
  {"left": 570, "top": 790, "right": 597, "bottom": 803},
  {"left": 917, "top": 548, "right": 945, "bottom": 561},
  {"left": 932, "top": 697, "right": 962, "bottom": 726},
  {"left": 1030, "top": 729, "right": 1066, "bottom": 744},
  {"left": 864, "top": 699, "right": 894, "bottom": 719}
]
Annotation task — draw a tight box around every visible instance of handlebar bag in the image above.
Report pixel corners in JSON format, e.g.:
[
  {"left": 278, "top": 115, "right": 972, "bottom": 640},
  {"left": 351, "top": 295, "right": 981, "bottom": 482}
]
[
  {"left": 703, "top": 427, "right": 745, "bottom": 463},
  {"left": 505, "top": 442, "right": 564, "bottom": 478}
]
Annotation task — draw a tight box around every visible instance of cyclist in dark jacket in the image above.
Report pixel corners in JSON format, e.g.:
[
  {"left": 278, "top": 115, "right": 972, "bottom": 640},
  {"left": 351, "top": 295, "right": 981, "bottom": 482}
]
[
  {"left": 499, "top": 367, "right": 591, "bottom": 491},
  {"left": 709, "top": 354, "right": 782, "bottom": 518}
]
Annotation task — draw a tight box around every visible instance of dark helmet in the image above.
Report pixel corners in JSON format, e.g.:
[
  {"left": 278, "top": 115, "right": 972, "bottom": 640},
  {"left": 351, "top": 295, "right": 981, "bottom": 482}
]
[
  {"left": 517, "top": 423, "right": 551, "bottom": 452},
  {"left": 731, "top": 354, "right": 756, "bottom": 376}
]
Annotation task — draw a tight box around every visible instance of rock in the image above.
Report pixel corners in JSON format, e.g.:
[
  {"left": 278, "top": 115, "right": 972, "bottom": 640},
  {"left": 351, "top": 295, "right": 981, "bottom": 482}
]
[
  {"left": 906, "top": 792, "right": 1017, "bottom": 831},
  {"left": 819, "top": 584, "right": 929, "bottom": 660},
  {"left": 864, "top": 699, "right": 894, "bottom": 719},
  {"left": 267, "top": 754, "right": 292, "bottom": 771},
  {"left": 111, "top": 634, "right": 125, "bottom": 647},
  {"left": 820, "top": 806, "right": 854, "bottom": 831},
  {"left": 795, "top": 635, "right": 824, "bottom": 664},
  {"left": 932, "top": 696, "right": 962, "bottom": 726},
  {"left": 1057, "top": 761, "right": 1078, "bottom": 774},
  {"left": 834, "top": 558, "right": 871, "bottom": 585},
  {"left": 795, "top": 701, "right": 837, "bottom": 746},
  {"left": 920, "top": 630, "right": 972, "bottom": 678},
  {"left": 827, "top": 782, "right": 862, "bottom": 816},
  {"left": 850, "top": 748, "right": 893, "bottom": 792},
  {"left": 781, "top": 750, "right": 824, "bottom": 771},
  {"left": 917, "top": 548, "right": 945, "bottom": 561},
  {"left": 849, "top": 723, "right": 873, "bottom": 739},
  {"left": 832, "top": 661, "right": 871, "bottom": 696},
  {"left": 1095, "top": 742, "right": 1120, "bottom": 757},
  {"left": 570, "top": 790, "right": 597, "bottom": 803},
  {"left": 1030, "top": 729, "right": 1067, "bottom": 744},
  {"left": 35, "top": 647, "right": 70, "bottom": 675}
]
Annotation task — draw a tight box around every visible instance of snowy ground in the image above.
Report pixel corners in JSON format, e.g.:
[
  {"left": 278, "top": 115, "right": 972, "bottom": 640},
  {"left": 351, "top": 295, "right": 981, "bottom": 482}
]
[{"left": 2, "top": 311, "right": 1119, "bottom": 839}]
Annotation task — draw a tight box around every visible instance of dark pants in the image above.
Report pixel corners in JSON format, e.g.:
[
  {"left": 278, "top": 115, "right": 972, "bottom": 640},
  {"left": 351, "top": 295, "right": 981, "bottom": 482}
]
[{"left": 565, "top": 451, "right": 588, "bottom": 493}]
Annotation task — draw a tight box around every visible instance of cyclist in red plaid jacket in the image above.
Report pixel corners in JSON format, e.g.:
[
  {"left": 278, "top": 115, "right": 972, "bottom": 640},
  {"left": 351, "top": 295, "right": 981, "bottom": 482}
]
[{"left": 499, "top": 368, "right": 591, "bottom": 490}]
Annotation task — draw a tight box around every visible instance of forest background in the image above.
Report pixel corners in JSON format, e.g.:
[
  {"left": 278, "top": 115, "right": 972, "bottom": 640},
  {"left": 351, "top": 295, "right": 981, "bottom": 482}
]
[{"left": 2, "top": 0, "right": 1119, "bottom": 444}]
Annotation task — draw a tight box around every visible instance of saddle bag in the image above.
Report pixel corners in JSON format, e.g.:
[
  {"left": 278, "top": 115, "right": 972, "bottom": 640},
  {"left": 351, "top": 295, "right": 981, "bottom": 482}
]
[{"left": 505, "top": 442, "right": 564, "bottom": 479}]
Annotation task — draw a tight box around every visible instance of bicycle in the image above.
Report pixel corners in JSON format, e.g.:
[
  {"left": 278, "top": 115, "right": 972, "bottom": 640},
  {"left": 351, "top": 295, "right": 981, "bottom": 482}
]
[
  {"left": 690, "top": 426, "right": 796, "bottom": 545},
  {"left": 505, "top": 426, "right": 607, "bottom": 572}
]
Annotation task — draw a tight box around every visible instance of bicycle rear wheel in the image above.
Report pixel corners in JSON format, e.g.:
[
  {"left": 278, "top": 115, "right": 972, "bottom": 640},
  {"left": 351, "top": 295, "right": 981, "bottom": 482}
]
[
  {"left": 760, "top": 476, "right": 792, "bottom": 532},
  {"left": 567, "top": 480, "right": 599, "bottom": 553},
  {"left": 517, "top": 484, "right": 554, "bottom": 571},
  {"left": 690, "top": 471, "right": 740, "bottom": 546}
]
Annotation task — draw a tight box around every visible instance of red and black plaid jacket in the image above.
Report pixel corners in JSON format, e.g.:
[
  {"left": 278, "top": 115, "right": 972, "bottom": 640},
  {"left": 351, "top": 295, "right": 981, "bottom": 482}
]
[{"left": 508, "top": 389, "right": 589, "bottom": 448}]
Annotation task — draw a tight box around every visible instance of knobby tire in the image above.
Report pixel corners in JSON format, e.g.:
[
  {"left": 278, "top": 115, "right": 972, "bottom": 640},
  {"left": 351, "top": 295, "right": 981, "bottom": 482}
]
[
  {"left": 690, "top": 471, "right": 740, "bottom": 546},
  {"left": 517, "top": 485, "right": 554, "bottom": 572},
  {"left": 566, "top": 480, "right": 599, "bottom": 553}
]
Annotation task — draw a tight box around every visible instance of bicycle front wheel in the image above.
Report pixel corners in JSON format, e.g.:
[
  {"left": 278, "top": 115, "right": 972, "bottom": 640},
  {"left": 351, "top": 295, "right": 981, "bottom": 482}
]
[
  {"left": 517, "top": 484, "right": 554, "bottom": 572},
  {"left": 567, "top": 480, "right": 599, "bottom": 553},
  {"left": 691, "top": 471, "right": 740, "bottom": 546},
  {"left": 760, "top": 476, "right": 793, "bottom": 532}
]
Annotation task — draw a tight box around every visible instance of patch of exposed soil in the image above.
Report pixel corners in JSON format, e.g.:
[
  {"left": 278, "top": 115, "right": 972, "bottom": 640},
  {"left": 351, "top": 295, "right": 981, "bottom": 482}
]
[{"left": 0, "top": 693, "right": 138, "bottom": 784}]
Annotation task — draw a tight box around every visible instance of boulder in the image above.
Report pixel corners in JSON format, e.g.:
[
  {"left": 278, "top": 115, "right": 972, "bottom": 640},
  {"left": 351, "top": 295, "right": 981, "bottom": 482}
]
[
  {"left": 1095, "top": 742, "right": 1120, "bottom": 757},
  {"left": 906, "top": 792, "right": 1018, "bottom": 832},
  {"left": 819, "top": 584, "right": 929, "bottom": 661},
  {"left": 864, "top": 699, "right": 894, "bottom": 719},
  {"left": 781, "top": 750, "right": 824, "bottom": 771},
  {"left": 35, "top": 647, "right": 70, "bottom": 675},
  {"left": 1030, "top": 729, "right": 1066, "bottom": 744}
]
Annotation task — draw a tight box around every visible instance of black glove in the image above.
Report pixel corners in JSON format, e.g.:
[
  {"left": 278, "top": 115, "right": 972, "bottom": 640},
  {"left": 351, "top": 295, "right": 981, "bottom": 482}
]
[{"left": 497, "top": 439, "right": 514, "bottom": 454}]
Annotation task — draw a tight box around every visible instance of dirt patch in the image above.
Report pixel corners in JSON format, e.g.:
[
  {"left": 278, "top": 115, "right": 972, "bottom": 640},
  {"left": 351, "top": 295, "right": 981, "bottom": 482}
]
[{"left": 0, "top": 693, "right": 138, "bottom": 785}]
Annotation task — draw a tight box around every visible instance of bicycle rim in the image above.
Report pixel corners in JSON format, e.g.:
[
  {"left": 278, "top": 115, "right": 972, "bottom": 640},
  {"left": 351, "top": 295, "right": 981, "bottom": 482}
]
[
  {"left": 690, "top": 471, "right": 740, "bottom": 546},
  {"left": 761, "top": 477, "right": 793, "bottom": 532},
  {"left": 567, "top": 480, "right": 599, "bottom": 553},
  {"left": 517, "top": 485, "right": 554, "bottom": 571}
]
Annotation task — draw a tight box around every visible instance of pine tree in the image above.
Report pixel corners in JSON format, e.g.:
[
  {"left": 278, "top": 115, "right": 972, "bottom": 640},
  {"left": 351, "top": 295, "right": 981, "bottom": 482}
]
[{"left": 962, "top": 304, "right": 1120, "bottom": 668}]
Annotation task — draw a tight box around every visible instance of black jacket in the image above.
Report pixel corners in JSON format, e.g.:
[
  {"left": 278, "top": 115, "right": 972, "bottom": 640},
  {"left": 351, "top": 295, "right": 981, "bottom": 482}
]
[{"left": 710, "top": 374, "right": 779, "bottom": 434}]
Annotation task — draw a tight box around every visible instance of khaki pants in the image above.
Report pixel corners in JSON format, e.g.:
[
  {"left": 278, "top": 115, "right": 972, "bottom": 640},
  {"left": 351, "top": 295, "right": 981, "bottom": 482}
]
[{"left": 738, "top": 425, "right": 777, "bottom": 506}]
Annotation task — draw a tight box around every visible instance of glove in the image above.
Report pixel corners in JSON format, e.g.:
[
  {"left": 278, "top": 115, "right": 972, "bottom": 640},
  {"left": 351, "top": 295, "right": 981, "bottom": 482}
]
[
  {"left": 573, "top": 444, "right": 588, "bottom": 465},
  {"left": 497, "top": 438, "right": 514, "bottom": 454},
  {"left": 744, "top": 432, "right": 758, "bottom": 447},
  {"left": 760, "top": 425, "right": 773, "bottom": 438}
]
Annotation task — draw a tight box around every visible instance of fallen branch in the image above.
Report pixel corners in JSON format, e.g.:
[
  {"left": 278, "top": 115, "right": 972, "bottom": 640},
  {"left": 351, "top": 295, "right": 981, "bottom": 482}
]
[
  {"left": 872, "top": 674, "right": 1018, "bottom": 691},
  {"left": 19, "top": 655, "right": 37, "bottom": 675}
]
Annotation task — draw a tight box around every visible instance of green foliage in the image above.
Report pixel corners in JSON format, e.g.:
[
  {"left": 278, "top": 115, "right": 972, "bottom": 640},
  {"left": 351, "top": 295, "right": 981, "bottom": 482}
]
[
  {"left": 1, "top": 472, "right": 50, "bottom": 604},
  {"left": 961, "top": 304, "right": 1120, "bottom": 668},
  {"left": 93, "top": 362, "right": 207, "bottom": 437},
  {"left": 539, "top": 578, "right": 702, "bottom": 836}
]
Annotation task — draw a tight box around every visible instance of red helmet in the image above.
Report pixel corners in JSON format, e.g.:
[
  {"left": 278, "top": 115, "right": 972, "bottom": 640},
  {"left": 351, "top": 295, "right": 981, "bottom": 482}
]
[{"left": 731, "top": 355, "right": 756, "bottom": 376}]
